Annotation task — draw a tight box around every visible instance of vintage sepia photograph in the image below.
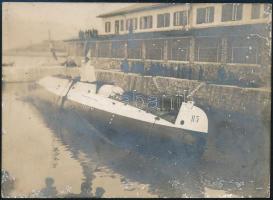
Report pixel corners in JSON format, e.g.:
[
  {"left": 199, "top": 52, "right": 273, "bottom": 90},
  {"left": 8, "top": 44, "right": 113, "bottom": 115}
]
[{"left": 2, "top": 1, "right": 272, "bottom": 198}]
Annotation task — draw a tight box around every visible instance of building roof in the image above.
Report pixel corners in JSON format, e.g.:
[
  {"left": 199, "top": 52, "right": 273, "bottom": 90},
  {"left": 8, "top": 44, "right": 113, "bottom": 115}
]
[{"left": 97, "top": 3, "right": 175, "bottom": 18}]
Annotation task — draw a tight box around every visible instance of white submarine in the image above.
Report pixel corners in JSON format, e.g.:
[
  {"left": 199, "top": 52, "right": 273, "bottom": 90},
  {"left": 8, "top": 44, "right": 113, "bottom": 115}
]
[{"left": 35, "top": 59, "right": 208, "bottom": 153}]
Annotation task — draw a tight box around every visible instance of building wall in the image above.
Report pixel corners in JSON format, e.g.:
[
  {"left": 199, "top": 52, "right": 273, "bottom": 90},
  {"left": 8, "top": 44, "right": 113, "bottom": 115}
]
[
  {"left": 64, "top": 3, "right": 271, "bottom": 87},
  {"left": 99, "top": 3, "right": 270, "bottom": 35},
  {"left": 64, "top": 31, "right": 270, "bottom": 88}
]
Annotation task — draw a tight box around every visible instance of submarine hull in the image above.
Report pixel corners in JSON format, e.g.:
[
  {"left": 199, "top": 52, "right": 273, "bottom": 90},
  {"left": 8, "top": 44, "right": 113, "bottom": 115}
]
[{"left": 31, "top": 85, "right": 207, "bottom": 156}]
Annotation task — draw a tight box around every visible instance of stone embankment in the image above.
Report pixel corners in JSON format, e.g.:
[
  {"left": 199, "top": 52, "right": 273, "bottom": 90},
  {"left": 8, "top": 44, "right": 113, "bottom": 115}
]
[{"left": 95, "top": 70, "right": 270, "bottom": 118}]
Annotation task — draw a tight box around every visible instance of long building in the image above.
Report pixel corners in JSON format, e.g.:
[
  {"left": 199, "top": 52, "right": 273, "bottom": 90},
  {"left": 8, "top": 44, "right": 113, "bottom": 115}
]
[{"left": 65, "top": 3, "right": 271, "bottom": 86}]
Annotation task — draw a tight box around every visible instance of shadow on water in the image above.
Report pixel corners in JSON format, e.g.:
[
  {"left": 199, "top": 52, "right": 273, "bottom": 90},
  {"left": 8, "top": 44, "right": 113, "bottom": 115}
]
[
  {"left": 14, "top": 83, "right": 269, "bottom": 198},
  {"left": 1, "top": 170, "right": 16, "bottom": 197},
  {"left": 39, "top": 177, "right": 58, "bottom": 198}
]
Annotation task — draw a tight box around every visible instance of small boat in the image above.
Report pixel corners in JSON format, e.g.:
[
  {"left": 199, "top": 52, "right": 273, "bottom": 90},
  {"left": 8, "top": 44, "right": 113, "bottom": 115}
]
[{"left": 34, "top": 61, "right": 208, "bottom": 154}]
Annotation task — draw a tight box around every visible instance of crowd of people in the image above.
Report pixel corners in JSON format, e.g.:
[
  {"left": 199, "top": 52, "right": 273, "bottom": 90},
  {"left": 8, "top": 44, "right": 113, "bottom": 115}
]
[
  {"left": 78, "top": 29, "right": 98, "bottom": 40},
  {"left": 120, "top": 59, "right": 260, "bottom": 87},
  {"left": 120, "top": 59, "right": 203, "bottom": 81}
]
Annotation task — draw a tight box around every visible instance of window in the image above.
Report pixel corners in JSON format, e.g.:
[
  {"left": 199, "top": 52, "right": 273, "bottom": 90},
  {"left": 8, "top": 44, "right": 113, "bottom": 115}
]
[
  {"left": 145, "top": 40, "right": 164, "bottom": 60},
  {"left": 128, "top": 40, "right": 142, "bottom": 59},
  {"left": 167, "top": 38, "right": 190, "bottom": 61},
  {"left": 140, "top": 16, "right": 153, "bottom": 29},
  {"left": 227, "top": 37, "right": 260, "bottom": 64},
  {"left": 173, "top": 11, "right": 188, "bottom": 26},
  {"left": 222, "top": 4, "right": 243, "bottom": 22},
  {"left": 195, "top": 37, "right": 221, "bottom": 62},
  {"left": 120, "top": 20, "right": 124, "bottom": 31},
  {"left": 157, "top": 13, "right": 170, "bottom": 28},
  {"left": 105, "top": 22, "right": 111, "bottom": 33},
  {"left": 196, "top": 7, "right": 214, "bottom": 24},
  {"left": 98, "top": 41, "right": 111, "bottom": 58},
  {"left": 231, "top": 47, "right": 258, "bottom": 64},
  {"left": 126, "top": 18, "right": 138, "bottom": 31},
  {"left": 251, "top": 4, "right": 261, "bottom": 19},
  {"left": 111, "top": 41, "right": 125, "bottom": 58},
  {"left": 115, "top": 20, "right": 119, "bottom": 34}
]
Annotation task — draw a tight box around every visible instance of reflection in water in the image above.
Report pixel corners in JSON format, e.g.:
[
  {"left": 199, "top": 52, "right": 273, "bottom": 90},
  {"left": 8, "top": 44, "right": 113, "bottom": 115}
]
[
  {"left": 27, "top": 89, "right": 205, "bottom": 197},
  {"left": 80, "top": 182, "right": 92, "bottom": 197},
  {"left": 95, "top": 187, "right": 106, "bottom": 197},
  {"left": 2, "top": 83, "right": 270, "bottom": 198}
]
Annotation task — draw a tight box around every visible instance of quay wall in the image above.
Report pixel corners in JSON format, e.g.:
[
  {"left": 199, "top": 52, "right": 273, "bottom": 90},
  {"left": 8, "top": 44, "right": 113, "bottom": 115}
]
[
  {"left": 90, "top": 58, "right": 271, "bottom": 88},
  {"left": 95, "top": 70, "right": 271, "bottom": 118}
]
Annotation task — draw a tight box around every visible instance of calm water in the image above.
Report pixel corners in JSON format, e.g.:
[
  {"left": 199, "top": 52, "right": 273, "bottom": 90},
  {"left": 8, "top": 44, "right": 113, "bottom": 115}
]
[{"left": 1, "top": 56, "right": 270, "bottom": 198}]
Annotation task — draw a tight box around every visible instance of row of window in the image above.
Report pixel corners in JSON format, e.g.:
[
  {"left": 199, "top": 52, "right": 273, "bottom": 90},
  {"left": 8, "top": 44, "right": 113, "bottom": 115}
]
[
  {"left": 105, "top": 4, "right": 268, "bottom": 33},
  {"left": 92, "top": 37, "right": 261, "bottom": 64}
]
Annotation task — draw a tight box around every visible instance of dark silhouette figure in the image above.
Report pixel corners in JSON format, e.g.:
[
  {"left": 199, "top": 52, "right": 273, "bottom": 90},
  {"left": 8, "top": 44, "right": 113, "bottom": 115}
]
[
  {"left": 62, "top": 181, "right": 93, "bottom": 198},
  {"left": 217, "top": 65, "right": 226, "bottom": 84},
  {"left": 188, "top": 66, "right": 192, "bottom": 80},
  {"left": 62, "top": 57, "right": 77, "bottom": 67},
  {"left": 176, "top": 65, "right": 181, "bottom": 78},
  {"left": 164, "top": 65, "right": 170, "bottom": 77},
  {"left": 150, "top": 63, "right": 155, "bottom": 76},
  {"left": 40, "top": 177, "right": 58, "bottom": 197},
  {"left": 84, "top": 30, "right": 87, "bottom": 39},
  {"left": 136, "top": 62, "right": 145, "bottom": 75},
  {"left": 78, "top": 30, "right": 83, "bottom": 40},
  {"left": 121, "top": 59, "right": 129, "bottom": 73},
  {"left": 157, "top": 64, "right": 162, "bottom": 76},
  {"left": 80, "top": 182, "right": 92, "bottom": 197},
  {"left": 181, "top": 65, "right": 185, "bottom": 78},
  {"left": 198, "top": 66, "right": 204, "bottom": 81},
  {"left": 227, "top": 71, "right": 237, "bottom": 85},
  {"left": 169, "top": 66, "right": 174, "bottom": 78},
  {"left": 131, "top": 62, "right": 136, "bottom": 73},
  {"left": 95, "top": 187, "right": 105, "bottom": 198},
  {"left": 156, "top": 63, "right": 163, "bottom": 76},
  {"left": 146, "top": 65, "right": 150, "bottom": 76},
  {"left": 152, "top": 63, "right": 158, "bottom": 76}
]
